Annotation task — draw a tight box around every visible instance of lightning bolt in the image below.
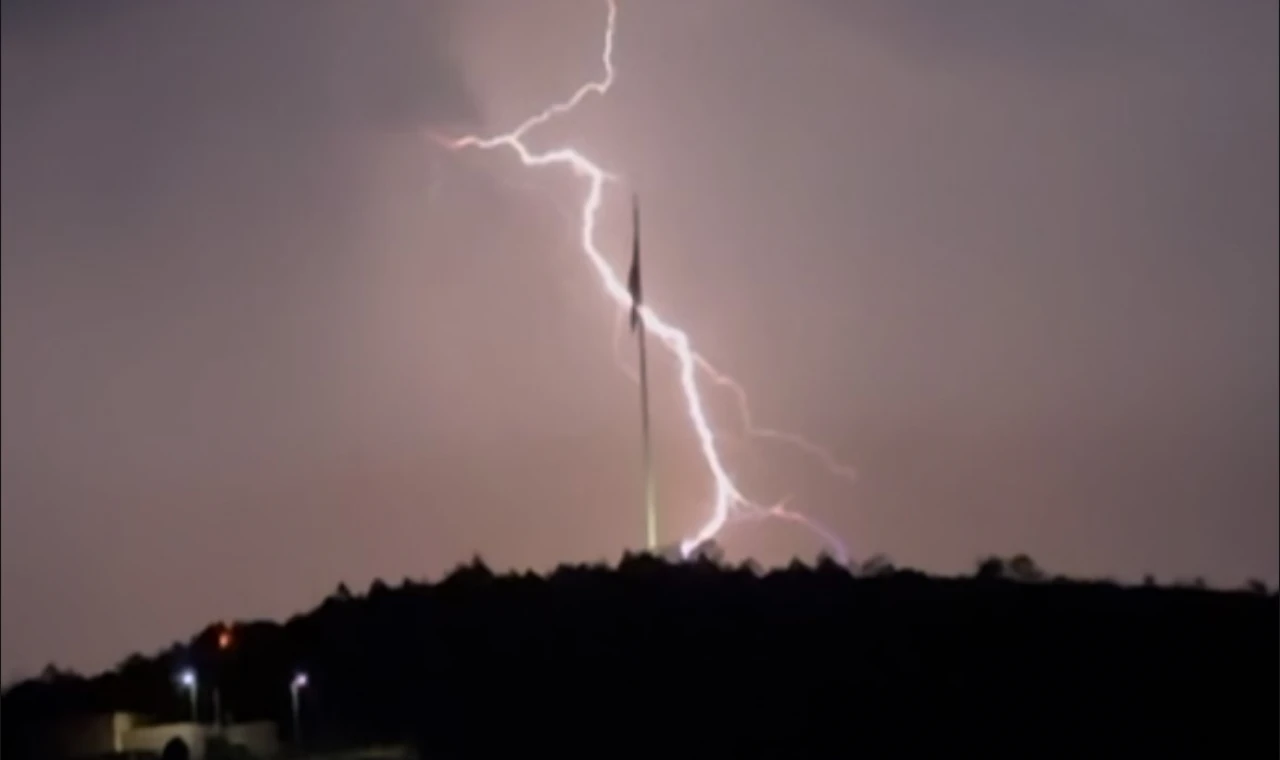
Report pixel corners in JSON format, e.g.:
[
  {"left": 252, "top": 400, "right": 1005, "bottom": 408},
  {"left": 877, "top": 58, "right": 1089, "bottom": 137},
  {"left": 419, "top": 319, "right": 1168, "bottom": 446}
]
[{"left": 443, "top": 0, "right": 853, "bottom": 564}]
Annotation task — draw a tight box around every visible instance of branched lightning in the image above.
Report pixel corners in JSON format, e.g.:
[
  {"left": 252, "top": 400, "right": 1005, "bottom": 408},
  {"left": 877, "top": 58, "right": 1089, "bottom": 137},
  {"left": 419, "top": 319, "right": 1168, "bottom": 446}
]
[{"left": 444, "top": 0, "right": 854, "bottom": 563}]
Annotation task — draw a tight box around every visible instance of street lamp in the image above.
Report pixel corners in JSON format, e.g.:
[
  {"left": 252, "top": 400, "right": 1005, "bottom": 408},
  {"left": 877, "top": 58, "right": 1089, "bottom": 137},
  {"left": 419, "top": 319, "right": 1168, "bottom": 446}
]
[
  {"left": 290, "top": 672, "right": 309, "bottom": 746},
  {"left": 177, "top": 668, "right": 198, "bottom": 723}
]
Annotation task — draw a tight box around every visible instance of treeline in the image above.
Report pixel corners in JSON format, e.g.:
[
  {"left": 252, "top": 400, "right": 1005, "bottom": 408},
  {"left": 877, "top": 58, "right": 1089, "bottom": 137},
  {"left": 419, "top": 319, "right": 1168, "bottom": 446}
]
[{"left": 3, "top": 551, "right": 1277, "bottom": 756}]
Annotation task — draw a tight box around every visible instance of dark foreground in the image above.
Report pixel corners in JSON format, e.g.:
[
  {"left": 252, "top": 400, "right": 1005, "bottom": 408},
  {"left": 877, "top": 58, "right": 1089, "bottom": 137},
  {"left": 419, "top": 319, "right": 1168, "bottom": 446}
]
[{"left": 4, "top": 554, "right": 1277, "bottom": 757}]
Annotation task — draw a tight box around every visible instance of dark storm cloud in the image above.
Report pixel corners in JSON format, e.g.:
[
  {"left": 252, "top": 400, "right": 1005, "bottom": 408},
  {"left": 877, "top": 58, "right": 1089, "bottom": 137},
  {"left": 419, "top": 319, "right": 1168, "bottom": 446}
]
[
  {"left": 1, "top": 0, "right": 481, "bottom": 292},
  {"left": 1, "top": 1, "right": 478, "bottom": 130},
  {"left": 809, "top": 0, "right": 1277, "bottom": 76},
  {"left": 812, "top": 0, "right": 1134, "bottom": 71}
]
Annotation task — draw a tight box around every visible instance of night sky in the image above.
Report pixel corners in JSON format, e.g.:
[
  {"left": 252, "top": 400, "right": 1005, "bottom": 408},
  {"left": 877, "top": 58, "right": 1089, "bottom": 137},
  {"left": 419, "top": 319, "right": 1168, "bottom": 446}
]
[{"left": 3, "top": 0, "right": 1276, "bottom": 679}]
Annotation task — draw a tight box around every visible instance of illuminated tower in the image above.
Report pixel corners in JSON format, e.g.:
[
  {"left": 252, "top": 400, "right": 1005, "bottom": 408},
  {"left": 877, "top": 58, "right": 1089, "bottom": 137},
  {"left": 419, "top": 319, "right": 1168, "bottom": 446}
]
[{"left": 627, "top": 193, "right": 658, "bottom": 551}]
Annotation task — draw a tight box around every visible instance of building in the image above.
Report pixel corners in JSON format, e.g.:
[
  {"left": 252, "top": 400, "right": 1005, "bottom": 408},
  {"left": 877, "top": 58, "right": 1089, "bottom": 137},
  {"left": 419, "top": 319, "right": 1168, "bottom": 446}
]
[{"left": 56, "top": 713, "right": 279, "bottom": 759}]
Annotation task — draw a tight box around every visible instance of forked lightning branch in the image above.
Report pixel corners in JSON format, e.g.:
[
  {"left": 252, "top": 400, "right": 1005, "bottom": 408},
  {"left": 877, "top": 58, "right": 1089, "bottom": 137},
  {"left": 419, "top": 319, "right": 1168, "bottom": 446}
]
[{"left": 442, "top": 0, "right": 853, "bottom": 562}]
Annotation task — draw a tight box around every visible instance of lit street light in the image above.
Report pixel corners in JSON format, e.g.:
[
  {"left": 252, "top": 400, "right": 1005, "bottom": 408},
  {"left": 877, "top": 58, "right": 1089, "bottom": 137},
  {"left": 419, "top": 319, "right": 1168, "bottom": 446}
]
[
  {"left": 290, "top": 671, "right": 309, "bottom": 746},
  {"left": 177, "top": 668, "right": 198, "bottom": 723}
]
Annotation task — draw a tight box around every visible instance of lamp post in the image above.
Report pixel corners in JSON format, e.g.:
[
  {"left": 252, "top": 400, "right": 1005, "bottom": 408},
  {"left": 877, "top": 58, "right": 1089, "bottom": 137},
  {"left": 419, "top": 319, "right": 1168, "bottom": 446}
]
[
  {"left": 290, "top": 672, "right": 308, "bottom": 746},
  {"left": 178, "top": 668, "right": 198, "bottom": 723}
]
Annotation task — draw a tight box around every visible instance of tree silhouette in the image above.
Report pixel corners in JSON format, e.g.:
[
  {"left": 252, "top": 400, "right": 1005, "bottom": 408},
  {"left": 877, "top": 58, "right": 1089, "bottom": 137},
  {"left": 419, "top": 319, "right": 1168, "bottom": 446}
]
[
  {"left": 1007, "top": 554, "right": 1045, "bottom": 582},
  {"left": 688, "top": 539, "right": 726, "bottom": 566},
  {"left": 858, "top": 553, "right": 895, "bottom": 577},
  {"left": 976, "top": 556, "right": 1006, "bottom": 580},
  {"left": 2, "top": 553, "right": 1275, "bottom": 757}
]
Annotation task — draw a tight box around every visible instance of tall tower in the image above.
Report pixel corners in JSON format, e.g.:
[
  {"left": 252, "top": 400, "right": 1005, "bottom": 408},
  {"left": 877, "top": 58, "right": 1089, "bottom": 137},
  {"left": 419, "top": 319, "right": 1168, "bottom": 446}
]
[{"left": 627, "top": 193, "right": 658, "bottom": 551}]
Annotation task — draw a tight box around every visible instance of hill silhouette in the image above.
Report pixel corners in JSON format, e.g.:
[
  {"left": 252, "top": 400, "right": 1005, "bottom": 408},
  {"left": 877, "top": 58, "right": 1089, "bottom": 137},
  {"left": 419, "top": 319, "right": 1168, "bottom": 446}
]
[{"left": 3, "top": 550, "right": 1276, "bottom": 756}]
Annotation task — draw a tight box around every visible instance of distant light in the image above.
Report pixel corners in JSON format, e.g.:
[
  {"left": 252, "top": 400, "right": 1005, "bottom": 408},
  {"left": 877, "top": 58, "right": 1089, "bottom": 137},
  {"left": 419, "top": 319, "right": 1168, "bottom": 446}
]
[
  {"left": 292, "top": 672, "right": 308, "bottom": 689},
  {"left": 178, "top": 668, "right": 197, "bottom": 688},
  {"left": 217, "top": 629, "right": 233, "bottom": 650}
]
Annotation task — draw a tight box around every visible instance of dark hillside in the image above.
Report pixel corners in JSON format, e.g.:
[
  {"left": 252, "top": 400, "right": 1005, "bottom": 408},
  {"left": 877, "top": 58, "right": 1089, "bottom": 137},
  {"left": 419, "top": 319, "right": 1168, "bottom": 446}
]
[{"left": 4, "top": 553, "right": 1276, "bottom": 756}]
